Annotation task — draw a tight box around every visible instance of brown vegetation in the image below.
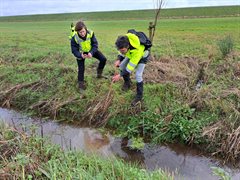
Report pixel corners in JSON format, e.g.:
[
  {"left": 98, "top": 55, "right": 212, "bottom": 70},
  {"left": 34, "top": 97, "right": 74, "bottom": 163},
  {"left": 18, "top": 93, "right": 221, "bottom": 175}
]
[
  {"left": 30, "top": 96, "right": 79, "bottom": 119},
  {"left": 0, "top": 125, "right": 41, "bottom": 179},
  {"left": 144, "top": 56, "right": 201, "bottom": 86},
  {"left": 145, "top": 55, "right": 240, "bottom": 163},
  {"left": 0, "top": 81, "right": 42, "bottom": 108},
  {"left": 80, "top": 85, "right": 114, "bottom": 127}
]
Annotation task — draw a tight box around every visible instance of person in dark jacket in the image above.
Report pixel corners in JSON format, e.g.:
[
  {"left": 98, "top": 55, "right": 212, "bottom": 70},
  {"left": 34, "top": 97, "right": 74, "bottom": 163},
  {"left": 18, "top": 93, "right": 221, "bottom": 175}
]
[{"left": 70, "top": 20, "right": 107, "bottom": 90}]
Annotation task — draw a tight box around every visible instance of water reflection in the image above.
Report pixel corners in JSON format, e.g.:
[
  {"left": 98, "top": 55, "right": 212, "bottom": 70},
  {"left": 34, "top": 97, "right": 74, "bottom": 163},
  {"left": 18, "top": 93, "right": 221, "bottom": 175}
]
[{"left": 0, "top": 108, "right": 239, "bottom": 179}]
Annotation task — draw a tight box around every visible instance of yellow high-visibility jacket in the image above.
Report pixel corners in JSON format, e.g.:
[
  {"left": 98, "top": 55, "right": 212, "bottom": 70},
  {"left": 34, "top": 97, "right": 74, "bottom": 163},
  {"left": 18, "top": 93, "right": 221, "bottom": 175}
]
[
  {"left": 125, "top": 33, "right": 145, "bottom": 72},
  {"left": 71, "top": 30, "right": 98, "bottom": 59},
  {"left": 69, "top": 26, "right": 76, "bottom": 40},
  {"left": 74, "top": 30, "right": 94, "bottom": 52}
]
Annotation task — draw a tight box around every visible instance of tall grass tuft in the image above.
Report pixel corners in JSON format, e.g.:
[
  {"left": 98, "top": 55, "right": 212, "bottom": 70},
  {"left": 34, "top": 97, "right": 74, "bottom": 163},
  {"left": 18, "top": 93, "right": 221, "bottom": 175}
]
[{"left": 217, "top": 35, "right": 234, "bottom": 58}]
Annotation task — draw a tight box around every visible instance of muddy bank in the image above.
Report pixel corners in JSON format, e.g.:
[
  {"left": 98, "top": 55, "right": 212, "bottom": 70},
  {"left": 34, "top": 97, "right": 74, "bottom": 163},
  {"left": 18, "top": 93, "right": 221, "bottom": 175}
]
[{"left": 0, "top": 108, "right": 239, "bottom": 179}]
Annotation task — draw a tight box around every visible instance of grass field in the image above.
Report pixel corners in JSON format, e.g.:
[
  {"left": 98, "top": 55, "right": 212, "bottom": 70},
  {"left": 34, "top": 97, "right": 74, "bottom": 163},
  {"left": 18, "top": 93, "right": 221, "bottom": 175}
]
[
  {"left": 0, "top": 6, "right": 240, "bottom": 168},
  {"left": 0, "top": 17, "right": 239, "bottom": 60}
]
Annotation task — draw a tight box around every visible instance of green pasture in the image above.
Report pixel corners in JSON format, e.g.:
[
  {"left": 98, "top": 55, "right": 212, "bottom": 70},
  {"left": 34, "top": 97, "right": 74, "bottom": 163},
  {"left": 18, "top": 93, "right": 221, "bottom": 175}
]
[{"left": 0, "top": 17, "right": 239, "bottom": 62}]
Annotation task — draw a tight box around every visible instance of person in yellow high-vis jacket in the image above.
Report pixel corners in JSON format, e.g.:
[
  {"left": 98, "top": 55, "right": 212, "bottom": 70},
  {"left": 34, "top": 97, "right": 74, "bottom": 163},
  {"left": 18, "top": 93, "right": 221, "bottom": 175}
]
[
  {"left": 70, "top": 21, "right": 107, "bottom": 91},
  {"left": 69, "top": 22, "right": 76, "bottom": 40},
  {"left": 112, "top": 33, "right": 150, "bottom": 106}
]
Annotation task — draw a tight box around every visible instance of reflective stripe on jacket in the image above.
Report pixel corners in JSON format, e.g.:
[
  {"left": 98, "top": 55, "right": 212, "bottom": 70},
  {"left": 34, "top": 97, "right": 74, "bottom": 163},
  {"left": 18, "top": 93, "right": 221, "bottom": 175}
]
[
  {"left": 125, "top": 33, "right": 145, "bottom": 72},
  {"left": 74, "top": 30, "right": 94, "bottom": 52}
]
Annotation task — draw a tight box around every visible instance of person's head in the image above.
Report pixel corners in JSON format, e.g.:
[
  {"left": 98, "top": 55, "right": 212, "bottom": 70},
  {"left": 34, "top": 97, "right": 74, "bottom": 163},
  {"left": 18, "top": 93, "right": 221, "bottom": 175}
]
[
  {"left": 115, "top": 35, "right": 129, "bottom": 54},
  {"left": 75, "top": 21, "right": 87, "bottom": 37}
]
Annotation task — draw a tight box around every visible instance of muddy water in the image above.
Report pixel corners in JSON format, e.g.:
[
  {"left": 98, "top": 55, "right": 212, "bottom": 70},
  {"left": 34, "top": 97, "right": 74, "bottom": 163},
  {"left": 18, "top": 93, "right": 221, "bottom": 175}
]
[{"left": 0, "top": 108, "right": 239, "bottom": 180}]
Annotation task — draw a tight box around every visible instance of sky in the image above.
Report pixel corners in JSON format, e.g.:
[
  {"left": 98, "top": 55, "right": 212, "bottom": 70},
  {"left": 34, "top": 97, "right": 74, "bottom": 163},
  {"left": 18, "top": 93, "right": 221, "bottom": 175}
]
[{"left": 0, "top": 0, "right": 239, "bottom": 17}]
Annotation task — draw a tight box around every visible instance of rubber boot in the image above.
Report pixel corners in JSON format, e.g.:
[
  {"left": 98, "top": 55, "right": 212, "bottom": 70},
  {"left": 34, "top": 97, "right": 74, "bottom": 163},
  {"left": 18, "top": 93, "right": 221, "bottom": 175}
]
[
  {"left": 97, "top": 68, "right": 103, "bottom": 78},
  {"left": 122, "top": 74, "right": 131, "bottom": 91},
  {"left": 131, "top": 81, "right": 143, "bottom": 106},
  {"left": 78, "top": 81, "right": 86, "bottom": 90}
]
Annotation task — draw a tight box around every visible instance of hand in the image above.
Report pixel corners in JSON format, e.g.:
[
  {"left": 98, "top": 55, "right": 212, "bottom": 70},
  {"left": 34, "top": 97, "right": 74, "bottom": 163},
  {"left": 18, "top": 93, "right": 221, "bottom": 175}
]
[
  {"left": 86, "top": 52, "right": 92, "bottom": 58},
  {"left": 81, "top": 52, "right": 92, "bottom": 59},
  {"left": 114, "top": 60, "right": 121, "bottom": 67},
  {"left": 112, "top": 74, "right": 121, "bottom": 82},
  {"left": 81, "top": 53, "right": 87, "bottom": 59}
]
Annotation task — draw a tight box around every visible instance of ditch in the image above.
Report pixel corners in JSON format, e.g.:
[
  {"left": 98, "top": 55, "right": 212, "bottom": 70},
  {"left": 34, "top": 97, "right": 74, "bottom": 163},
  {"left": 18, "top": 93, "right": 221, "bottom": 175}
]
[{"left": 0, "top": 108, "right": 239, "bottom": 179}]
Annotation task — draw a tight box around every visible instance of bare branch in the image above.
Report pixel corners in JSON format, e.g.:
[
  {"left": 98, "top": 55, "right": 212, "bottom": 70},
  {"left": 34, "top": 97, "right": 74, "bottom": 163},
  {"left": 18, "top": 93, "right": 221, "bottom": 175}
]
[{"left": 149, "top": 0, "right": 165, "bottom": 42}]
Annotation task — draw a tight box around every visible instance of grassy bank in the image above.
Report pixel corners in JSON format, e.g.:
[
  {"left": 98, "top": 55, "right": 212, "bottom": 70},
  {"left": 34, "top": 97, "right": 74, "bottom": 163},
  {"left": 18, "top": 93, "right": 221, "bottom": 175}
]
[
  {"left": 0, "top": 7, "right": 239, "bottom": 165},
  {"left": 0, "top": 122, "right": 172, "bottom": 179}
]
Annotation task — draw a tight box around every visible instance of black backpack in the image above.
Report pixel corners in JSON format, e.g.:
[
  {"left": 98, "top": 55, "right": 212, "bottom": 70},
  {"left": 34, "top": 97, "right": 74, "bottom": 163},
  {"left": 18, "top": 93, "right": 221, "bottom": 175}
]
[{"left": 127, "top": 29, "right": 152, "bottom": 50}]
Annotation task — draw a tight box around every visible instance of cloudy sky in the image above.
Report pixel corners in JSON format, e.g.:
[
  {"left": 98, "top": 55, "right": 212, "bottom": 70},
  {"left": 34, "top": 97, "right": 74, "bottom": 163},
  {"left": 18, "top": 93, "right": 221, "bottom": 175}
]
[{"left": 1, "top": 0, "right": 239, "bottom": 17}]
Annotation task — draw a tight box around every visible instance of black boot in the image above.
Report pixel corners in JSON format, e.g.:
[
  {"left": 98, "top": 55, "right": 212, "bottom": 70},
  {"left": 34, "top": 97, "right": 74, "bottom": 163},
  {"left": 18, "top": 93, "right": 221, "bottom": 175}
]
[
  {"left": 122, "top": 74, "right": 131, "bottom": 91},
  {"left": 131, "top": 81, "right": 143, "bottom": 106},
  {"left": 78, "top": 81, "right": 86, "bottom": 90},
  {"left": 97, "top": 68, "right": 103, "bottom": 78}
]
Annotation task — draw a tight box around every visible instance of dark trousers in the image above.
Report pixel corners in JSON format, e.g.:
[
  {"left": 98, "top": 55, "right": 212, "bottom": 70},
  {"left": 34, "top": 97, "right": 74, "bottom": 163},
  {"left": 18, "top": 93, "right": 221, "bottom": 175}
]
[{"left": 76, "top": 50, "right": 107, "bottom": 82}]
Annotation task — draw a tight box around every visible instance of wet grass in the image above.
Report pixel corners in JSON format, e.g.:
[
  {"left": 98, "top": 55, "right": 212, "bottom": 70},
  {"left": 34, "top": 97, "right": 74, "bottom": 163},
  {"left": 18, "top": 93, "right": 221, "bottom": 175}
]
[
  {"left": 0, "top": 122, "right": 173, "bottom": 179},
  {"left": 0, "top": 7, "right": 239, "bottom": 166}
]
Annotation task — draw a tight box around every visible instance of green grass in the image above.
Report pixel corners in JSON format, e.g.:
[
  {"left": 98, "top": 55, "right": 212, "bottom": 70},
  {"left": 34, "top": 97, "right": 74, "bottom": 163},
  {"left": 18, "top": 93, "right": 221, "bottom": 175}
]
[
  {"left": 0, "top": 17, "right": 239, "bottom": 61},
  {"left": 0, "top": 122, "right": 172, "bottom": 179}
]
